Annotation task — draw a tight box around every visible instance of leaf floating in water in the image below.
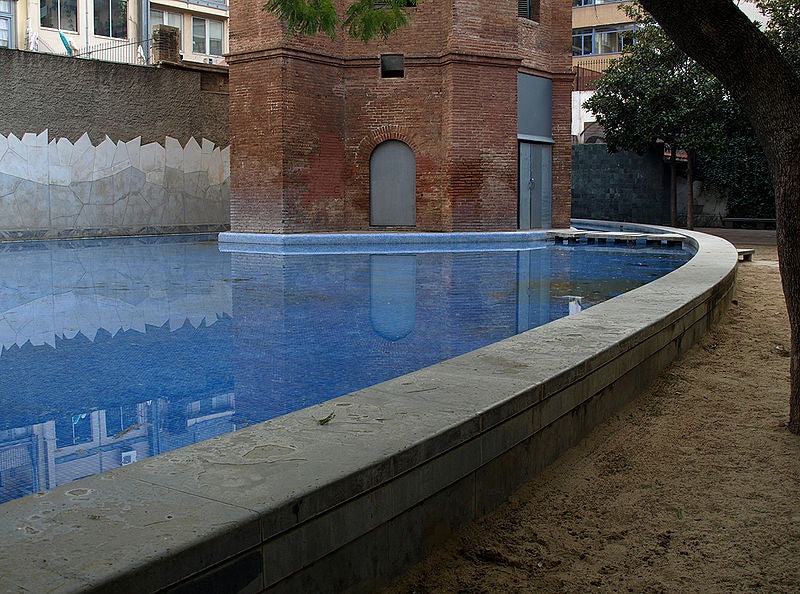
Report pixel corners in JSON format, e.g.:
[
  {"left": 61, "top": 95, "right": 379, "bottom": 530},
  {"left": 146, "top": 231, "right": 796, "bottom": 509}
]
[{"left": 317, "top": 413, "right": 335, "bottom": 426}]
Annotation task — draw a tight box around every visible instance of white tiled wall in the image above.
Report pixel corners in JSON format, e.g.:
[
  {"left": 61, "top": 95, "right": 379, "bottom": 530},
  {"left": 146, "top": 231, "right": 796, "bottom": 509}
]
[{"left": 0, "top": 130, "right": 230, "bottom": 238}]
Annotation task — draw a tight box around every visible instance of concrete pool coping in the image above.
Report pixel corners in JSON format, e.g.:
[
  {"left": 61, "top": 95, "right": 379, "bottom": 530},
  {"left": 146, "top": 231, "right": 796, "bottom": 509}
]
[{"left": 0, "top": 222, "right": 738, "bottom": 593}]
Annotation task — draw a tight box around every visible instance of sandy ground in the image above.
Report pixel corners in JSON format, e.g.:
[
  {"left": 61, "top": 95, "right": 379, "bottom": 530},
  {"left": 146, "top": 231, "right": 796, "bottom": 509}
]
[{"left": 384, "top": 234, "right": 800, "bottom": 593}]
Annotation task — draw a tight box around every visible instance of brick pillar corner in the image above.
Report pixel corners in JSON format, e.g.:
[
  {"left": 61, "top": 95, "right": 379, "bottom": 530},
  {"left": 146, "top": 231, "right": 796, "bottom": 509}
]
[{"left": 152, "top": 25, "right": 181, "bottom": 65}]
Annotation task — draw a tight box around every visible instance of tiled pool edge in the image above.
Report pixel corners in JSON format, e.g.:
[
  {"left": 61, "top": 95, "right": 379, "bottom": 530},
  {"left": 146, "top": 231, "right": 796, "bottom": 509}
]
[{"left": 0, "top": 224, "right": 738, "bottom": 594}]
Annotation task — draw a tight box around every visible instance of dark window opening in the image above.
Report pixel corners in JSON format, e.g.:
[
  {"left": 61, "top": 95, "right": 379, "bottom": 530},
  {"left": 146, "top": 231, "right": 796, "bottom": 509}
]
[
  {"left": 40, "top": 0, "right": 78, "bottom": 33},
  {"left": 381, "top": 54, "right": 405, "bottom": 78},
  {"left": 93, "top": 0, "right": 128, "bottom": 39},
  {"left": 518, "top": 0, "right": 541, "bottom": 21}
]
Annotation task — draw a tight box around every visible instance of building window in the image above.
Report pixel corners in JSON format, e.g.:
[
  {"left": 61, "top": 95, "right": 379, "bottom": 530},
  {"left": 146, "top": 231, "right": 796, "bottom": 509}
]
[
  {"left": 94, "top": 0, "right": 127, "bottom": 38},
  {"left": 55, "top": 413, "right": 94, "bottom": 447},
  {"left": 0, "top": 0, "right": 13, "bottom": 48},
  {"left": 572, "top": 0, "right": 624, "bottom": 6},
  {"left": 380, "top": 54, "right": 404, "bottom": 78},
  {"left": 192, "top": 17, "right": 223, "bottom": 56},
  {"left": 40, "top": 0, "right": 78, "bottom": 33},
  {"left": 151, "top": 9, "right": 182, "bottom": 50},
  {"left": 518, "top": 0, "right": 540, "bottom": 21},
  {"left": 572, "top": 25, "right": 634, "bottom": 56}
]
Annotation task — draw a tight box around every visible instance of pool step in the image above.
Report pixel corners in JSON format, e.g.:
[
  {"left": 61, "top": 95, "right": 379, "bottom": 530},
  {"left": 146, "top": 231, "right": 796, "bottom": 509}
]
[
  {"left": 584, "top": 231, "right": 645, "bottom": 246},
  {"left": 546, "top": 230, "right": 588, "bottom": 244},
  {"left": 547, "top": 230, "right": 687, "bottom": 248},
  {"left": 643, "top": 233, "right": 687, "bottom": 246}
]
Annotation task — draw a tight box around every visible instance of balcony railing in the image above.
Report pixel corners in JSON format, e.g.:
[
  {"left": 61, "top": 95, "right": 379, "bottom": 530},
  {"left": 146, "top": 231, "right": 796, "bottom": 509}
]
[
  {"left": 572, "top": 56, "right": 617, "bottom": 91},
  {"left": 73, "top": 38, "right": 152, "bottom": 65}
]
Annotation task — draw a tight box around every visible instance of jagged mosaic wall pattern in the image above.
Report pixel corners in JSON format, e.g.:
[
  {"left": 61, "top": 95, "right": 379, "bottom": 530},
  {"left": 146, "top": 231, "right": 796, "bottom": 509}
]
[{"left": 0, "top": 131, "right": 230, "bottom": 239}]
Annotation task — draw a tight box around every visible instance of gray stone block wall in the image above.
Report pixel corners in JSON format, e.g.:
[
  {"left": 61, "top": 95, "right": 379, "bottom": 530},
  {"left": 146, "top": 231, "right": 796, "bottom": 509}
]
[
  {"left": 0, "top": 48, "right": 228, "bottom": 147},
  {"left": 572, "top": 144, "right": 670, "bottom": 225}
]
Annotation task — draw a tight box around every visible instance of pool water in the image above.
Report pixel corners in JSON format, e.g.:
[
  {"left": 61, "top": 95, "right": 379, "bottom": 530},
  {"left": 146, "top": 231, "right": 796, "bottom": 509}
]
[{"left": 0, "top": 234, "right": 691, "bottom": 504}]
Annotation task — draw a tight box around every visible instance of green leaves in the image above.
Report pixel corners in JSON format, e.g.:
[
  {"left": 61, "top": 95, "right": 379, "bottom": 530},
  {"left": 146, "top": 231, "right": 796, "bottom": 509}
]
[
  {"left": 263, "top": 0, "right": 339, "bottom": 38},
  {"left": 584, "top": 19, "right": 727, "bottom": 156},
  {"left": 263, "top": 0, "right": 417, "bottom": 41},
  {"left": 584, "top": 1, "right": 774, "bottom": 218},
  {"left": 757, "top": 0, "right": 800, "bottom": 64},
  {"left": 700, "top": 130, "right": 775, "bottom": 218},
  {"left": 344, "top": 0, "right": 417, "bottom": 42}
]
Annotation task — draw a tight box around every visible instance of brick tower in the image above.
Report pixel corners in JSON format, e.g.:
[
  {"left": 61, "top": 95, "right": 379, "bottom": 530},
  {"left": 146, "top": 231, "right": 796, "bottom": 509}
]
[{"left": 227, "top": 0, "right": 572, "bottom": 234}]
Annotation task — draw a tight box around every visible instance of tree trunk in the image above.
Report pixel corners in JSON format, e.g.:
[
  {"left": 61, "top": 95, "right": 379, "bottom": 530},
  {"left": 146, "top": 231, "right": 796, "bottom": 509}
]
[
  {"left": 686, "top": 150, "right": 695, "bottom": 230},
  {"left": 775, "top": 162, "right": 800, "bottom": 434},
  {"left": 639, "top": 0, "right": 800, "bottom": 434}
]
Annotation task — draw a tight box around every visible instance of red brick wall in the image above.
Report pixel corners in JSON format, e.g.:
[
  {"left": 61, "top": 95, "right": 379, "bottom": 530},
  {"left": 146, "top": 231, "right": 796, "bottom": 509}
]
[
  {"left": 345, "top": 59, "right": 448, "bottom": 231},
  {"left": 444, "top": 59, "right": 519, "bottom": 231},
  {"left": 551, "top": 74, "right": 573, "bottom": 228},
  {"left": 228, "top": 0, "right": 572, "bottom": 233}
]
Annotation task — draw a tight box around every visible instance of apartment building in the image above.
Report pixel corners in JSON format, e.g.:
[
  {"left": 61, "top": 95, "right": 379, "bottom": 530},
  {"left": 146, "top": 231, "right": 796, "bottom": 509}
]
[
  {"left": 571, "top": 0, "right": 632, "bottom": 141},
  {"left": 571, "top": 0, "right": 765, "bottom": 141},
  {"left": 149, "top": 0, "right": 228, "bottom": 64},
  {"left": 572, "top": 0, "right": 634, "bottom": 71},
  {"left": 3, "top": 0, "right": 228, "bottom": 64}
]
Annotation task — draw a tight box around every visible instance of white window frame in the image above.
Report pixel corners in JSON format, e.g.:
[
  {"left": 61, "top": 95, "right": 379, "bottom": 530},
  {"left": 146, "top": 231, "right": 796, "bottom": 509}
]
[
  {"left": 572, "top": 25, "right": 635, "bottom": 56},
  {"left": 93, "top": 0, "right": 128, "bottom": 39},
  {"left": 572, "top": 0, "right": 625, "bottom": 7},
  {"left": 191, "top": 16, "right": 223, "bottom": 56},
  {"left": 0, "top": 0, "right": 13, "bottom": 49},
  {"left": 40, "top": 0, "right": 79, "bottom": 33},
  {"left": 151, "top": 9, "right": 183, "bottom": 51}
]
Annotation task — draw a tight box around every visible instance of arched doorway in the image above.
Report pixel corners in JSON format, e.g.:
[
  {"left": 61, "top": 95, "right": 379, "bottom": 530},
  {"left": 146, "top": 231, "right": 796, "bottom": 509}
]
[{"left": 370, "top": 140, "right": 416, "bottom": 226}]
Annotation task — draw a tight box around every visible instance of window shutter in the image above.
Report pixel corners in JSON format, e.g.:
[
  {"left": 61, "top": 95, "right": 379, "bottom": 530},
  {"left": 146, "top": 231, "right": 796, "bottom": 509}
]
[{"left": 518, "top": 0, "right": 529, "bottom": 18}]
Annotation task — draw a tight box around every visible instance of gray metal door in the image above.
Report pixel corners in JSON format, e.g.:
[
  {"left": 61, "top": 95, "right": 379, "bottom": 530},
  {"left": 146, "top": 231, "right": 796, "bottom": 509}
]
[
  {"left": 370, "top": 140, "right": 416, "bottom": 226},
  {"left": 519, "top": 142, "right": 552, "bottom": 229}
]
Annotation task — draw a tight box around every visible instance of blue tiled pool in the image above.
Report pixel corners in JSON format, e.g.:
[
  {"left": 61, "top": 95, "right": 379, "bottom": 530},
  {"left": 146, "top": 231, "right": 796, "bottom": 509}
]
[{"left": 0, "top": 234, "right": 691, "bottom": 504}]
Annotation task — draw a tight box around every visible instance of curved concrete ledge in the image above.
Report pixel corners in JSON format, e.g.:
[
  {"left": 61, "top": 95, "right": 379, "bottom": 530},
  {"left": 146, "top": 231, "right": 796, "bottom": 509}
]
[{"left": 0, "top": 223, "right": 738, "bottom": 593}]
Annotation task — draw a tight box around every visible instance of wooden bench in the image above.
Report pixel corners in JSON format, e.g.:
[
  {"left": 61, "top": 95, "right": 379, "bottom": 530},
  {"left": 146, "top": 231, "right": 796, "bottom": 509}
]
[
  {"left": 737, "top": 248, "right": 756, "bottom": 262},
  {"left": 722, "top": 218, "right": 776, "bottom": 230}
]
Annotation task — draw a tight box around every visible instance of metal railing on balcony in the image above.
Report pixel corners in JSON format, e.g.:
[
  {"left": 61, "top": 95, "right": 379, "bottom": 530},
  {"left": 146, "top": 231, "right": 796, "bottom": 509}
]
[
  {"left": 572, "top": 56, "right": 617, "bottom": 91},
  {"left": 73, "top": 38, "right": 152, "bottom": 66}
]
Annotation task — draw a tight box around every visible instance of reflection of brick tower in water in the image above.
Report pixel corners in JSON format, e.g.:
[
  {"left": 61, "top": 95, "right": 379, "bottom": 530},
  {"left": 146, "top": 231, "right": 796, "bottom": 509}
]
[{"left": 226, "top": 1, "right": 573, "bottom": 234}]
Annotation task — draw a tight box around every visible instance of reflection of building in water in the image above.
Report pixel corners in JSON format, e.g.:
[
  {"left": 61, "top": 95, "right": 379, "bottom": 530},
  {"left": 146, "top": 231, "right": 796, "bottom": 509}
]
[
  {"left": 227, "top": 248, "right": 565, "bottom": 425},
  {"left": 370, "top": 255, "right": 417, "bottom": 341},
  {"left": 0, "top": 237, "right": 231, "bottom": 353},
  {"left": 0, "top": 237, "right": 235, "bottom": 504},
  {"left": 0, "top": 393, "right": 235, "bottom": 504}
]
